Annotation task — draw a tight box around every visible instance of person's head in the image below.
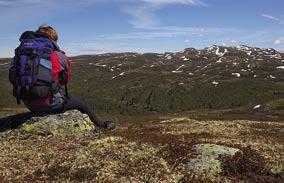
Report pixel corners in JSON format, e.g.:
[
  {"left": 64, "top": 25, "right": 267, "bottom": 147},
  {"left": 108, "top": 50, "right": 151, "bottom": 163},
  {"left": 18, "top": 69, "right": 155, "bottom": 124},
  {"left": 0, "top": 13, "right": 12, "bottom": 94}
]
[{"left": 36, "top": 25, "right": 58, "bottom": 42}]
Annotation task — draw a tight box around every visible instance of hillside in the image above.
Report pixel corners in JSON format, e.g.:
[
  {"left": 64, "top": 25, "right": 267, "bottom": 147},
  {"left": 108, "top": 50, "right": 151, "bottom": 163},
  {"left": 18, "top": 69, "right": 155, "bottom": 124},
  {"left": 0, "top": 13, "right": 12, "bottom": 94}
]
[
  {"left": 0, "top": 110, "right": 283, "bottom": 182},
  {"left": 0, "top": 45, "right": 283, "bottom": 118},
  {"left": 0, "top": 45, "right": 283, "bottom": 182}
]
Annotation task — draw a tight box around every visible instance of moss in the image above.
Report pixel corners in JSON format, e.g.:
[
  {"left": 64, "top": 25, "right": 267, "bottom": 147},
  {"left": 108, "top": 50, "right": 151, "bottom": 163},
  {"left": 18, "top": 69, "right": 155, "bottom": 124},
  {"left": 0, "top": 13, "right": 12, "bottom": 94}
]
[{"left": 19, "top": 110, "right": 96, "bottom": 136}]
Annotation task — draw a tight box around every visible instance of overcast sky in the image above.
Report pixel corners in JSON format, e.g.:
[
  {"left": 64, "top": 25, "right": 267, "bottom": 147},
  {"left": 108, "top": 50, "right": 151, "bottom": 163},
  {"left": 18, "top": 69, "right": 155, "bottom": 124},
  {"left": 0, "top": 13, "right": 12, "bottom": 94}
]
[{"left": 0, "top": 0, "right": 283, "bottom": 57}]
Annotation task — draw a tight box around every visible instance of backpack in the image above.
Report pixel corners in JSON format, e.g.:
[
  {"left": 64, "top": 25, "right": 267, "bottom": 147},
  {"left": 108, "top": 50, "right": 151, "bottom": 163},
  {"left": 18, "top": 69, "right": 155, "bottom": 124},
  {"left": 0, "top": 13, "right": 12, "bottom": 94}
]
[{"left": 9, "top": 35, "right": 70, "bottom": 104}]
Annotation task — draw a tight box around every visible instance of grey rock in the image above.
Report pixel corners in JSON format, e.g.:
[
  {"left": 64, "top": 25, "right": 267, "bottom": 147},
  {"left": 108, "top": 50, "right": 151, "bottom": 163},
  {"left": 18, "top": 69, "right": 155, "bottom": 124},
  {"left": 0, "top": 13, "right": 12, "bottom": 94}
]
[
  {"left": 19, "top": 110, "right": 96, "bottom": 136},
  {"left": 186, "top": 144, "right": 241, "bottom": 176}
]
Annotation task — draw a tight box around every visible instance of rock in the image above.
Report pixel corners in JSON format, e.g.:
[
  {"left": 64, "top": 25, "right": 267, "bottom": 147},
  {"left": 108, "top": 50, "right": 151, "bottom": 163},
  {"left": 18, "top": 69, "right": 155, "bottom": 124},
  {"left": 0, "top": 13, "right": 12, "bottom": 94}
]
[
  {"left": 186, "top": 144, "right": 241, "bottom": 176},
  {"left": 160, "top": 117, "right": 190, "bottom": 123},
  {"left": 19, "top": 110, "right": 96, "bottom": 136},
  {"left": 267, "top": 128, "right": 284, "bottom": 134}
]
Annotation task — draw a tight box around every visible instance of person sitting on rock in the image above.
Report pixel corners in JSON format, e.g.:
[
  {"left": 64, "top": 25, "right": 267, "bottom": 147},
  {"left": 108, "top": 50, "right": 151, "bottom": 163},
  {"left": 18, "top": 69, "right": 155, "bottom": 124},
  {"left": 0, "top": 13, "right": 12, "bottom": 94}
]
[{"left": 9, "top": 25, "right": 116, "bottom": 130}]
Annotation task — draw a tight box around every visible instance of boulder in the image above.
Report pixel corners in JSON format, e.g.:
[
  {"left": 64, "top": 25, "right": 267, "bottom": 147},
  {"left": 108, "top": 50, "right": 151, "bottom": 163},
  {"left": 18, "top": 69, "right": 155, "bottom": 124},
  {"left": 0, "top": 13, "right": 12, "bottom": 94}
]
[
  {"left": 19, "top": 110, "right": 96, "bottom": 136},
  {"left": 186, "top": 144, "right": 241, "bottom": 176}
]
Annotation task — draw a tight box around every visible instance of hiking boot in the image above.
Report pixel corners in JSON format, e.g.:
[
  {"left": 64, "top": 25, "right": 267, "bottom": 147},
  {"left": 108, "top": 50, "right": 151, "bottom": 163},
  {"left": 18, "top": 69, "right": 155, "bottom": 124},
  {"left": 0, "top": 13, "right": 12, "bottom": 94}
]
[{"left": 104, "top": 118, "right": 117, "bottom": 130}]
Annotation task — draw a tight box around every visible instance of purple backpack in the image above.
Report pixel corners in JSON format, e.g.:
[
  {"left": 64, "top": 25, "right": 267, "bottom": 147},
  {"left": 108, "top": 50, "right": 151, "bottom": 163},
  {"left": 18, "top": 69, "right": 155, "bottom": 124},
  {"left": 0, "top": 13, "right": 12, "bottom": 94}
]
[{"left": 9, "top": 31, "right": 60, "bottom": 104}]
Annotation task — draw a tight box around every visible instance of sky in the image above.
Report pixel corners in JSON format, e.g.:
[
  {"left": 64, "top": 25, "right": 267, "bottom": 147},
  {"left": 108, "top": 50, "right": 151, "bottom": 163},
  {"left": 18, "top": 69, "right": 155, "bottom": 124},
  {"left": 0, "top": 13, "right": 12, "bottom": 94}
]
[{"left": 0, "top": 0, "right": 283, "bottom": 57}]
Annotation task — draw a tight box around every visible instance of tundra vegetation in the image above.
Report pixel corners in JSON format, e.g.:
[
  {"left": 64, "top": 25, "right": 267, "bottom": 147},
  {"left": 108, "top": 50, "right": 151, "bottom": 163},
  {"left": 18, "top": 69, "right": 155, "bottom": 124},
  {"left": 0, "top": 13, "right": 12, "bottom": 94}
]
[{"left": 0, "top": 45, "right": 283, "bottom": 182}]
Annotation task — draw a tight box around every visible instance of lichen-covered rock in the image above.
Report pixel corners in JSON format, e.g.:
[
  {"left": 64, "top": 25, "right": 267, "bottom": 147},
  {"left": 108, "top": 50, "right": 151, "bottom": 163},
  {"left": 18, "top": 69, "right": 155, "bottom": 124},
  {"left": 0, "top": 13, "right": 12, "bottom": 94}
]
[
  {"left": 19, "top": 110, "right": 96, "bottom": 136},
  {"left": 186, "top": 144, "right": 241, "bottom": 176},
  {"left": 160, "top": 117, "right": 190, "bottom": 123}
]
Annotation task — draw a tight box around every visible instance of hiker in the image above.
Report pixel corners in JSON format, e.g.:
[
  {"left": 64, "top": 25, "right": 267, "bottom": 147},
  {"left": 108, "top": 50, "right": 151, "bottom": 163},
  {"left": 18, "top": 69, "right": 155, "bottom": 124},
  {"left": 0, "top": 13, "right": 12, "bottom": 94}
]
[{"left": 9, "top": 25, "right": 116, "bottom": 130}]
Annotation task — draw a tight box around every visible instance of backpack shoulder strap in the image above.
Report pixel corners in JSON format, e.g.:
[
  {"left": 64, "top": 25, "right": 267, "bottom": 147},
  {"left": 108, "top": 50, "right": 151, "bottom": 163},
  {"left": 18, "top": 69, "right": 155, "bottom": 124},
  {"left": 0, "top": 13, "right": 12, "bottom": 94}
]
[{"left": 50, "top": 40, "right": 60, "bottom": 51}]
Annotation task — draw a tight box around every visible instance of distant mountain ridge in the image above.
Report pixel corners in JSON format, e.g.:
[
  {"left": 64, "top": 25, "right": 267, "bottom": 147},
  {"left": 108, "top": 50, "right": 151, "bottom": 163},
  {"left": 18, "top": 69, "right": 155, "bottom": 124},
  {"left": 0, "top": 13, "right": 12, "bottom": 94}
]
[{"left": 0, "top": 45, "right": 283, "bottom": 116}]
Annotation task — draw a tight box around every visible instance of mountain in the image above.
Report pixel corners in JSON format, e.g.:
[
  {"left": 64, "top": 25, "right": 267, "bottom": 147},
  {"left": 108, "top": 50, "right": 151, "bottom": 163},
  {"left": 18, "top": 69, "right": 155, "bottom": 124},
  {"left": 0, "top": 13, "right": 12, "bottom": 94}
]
[
  {"left": 0, "top": 45, "right": 283, "bottom": 117},
  {"left": 0, "top": 46, "right": 283, "bottom": 182}
]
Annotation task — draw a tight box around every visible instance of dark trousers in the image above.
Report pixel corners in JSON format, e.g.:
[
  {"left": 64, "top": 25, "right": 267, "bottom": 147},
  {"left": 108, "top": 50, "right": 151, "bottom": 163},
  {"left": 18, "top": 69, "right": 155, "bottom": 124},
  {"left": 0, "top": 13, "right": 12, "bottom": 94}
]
[{"left": 62, "top": 96, "right": 106, "bottom": 128}]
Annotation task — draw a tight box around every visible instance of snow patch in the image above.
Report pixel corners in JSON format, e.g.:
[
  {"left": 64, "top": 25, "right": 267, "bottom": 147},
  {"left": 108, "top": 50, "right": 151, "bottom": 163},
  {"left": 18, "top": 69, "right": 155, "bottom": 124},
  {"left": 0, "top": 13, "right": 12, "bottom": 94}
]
[
  {"left": 246, "top": 51, "right": 252, "bottom": 56},
  {"left": 237, "top": 45, "right": 250, "bottom": 51},
  {"left": 276, "top": 66, "right": 284, "bottom": 69},
  {"left": 269, "top": 75, "right": 276, "bottom": 79},
  {"left": 253, "top": 105, "right": 261, "bottom": 109},
  {"left": 171, "top": 70, "right": 183, "bottom": 73},
  {"left": 176, "top": 64, "right": 185, "bottom": 71},
  {"left": 216, "top": 47, "right": 227, "bottom": 57},
  {"left": 212, "top": 81, "right": 219, "bottom": 86},
  {"left": 269, "top": 54, "right": 281, "bottom": 59},
  {"left": 216, "top": 58, "right": 223, "bottom": 63},
  {"left": 165, "top": 54, "right": 172, "bottom": 60},
  {"left": 0, "top": 62, "right": 8, "bottom": 66},
  {"left": 232, "top": 73, "right": 241, "bottom": 77}
]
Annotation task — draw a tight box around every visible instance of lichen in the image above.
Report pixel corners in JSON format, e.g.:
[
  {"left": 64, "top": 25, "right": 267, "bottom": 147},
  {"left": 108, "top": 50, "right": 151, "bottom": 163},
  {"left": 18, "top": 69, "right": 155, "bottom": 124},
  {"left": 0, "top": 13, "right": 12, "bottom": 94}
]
[
  {"left": 19, "top": 110, "right": 96, "bottom": 136},
  {"left": 0, "top": 112, "right": 283, "bottom": 182},
  {"left": 71, "top": 136, "right": 176, "bottom": 182},
  {"left": 186, "top": 144, "right": 241, "bottom": 176}
]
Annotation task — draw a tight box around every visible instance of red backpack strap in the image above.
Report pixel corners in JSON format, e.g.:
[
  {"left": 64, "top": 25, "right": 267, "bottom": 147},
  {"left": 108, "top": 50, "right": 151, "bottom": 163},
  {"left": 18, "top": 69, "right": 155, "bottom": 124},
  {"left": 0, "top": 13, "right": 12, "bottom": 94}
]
[
  {"left": 50, "top": 51, "right": 71, "bottom": 99},
  {"left": 50, "top": 51, "right": 71, "bottom": 84}
]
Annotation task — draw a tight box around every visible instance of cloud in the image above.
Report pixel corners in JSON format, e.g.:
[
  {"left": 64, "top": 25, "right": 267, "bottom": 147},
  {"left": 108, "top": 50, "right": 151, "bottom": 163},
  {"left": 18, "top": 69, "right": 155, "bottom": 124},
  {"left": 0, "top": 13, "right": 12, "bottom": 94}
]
[
  {"left": 141, "top": 0, "right": 206, "bottom": 6},
  {"left": 121, "top": 0, "right": 206, "bottom": 28},
  {"left": 0, "top": 0, "right": 40, "bottom": 6},
  {"left": 65, "top": 40, "right": 180, "bottom": 55},
  {"left": 95, "top": 26, "right": 242, "bottom": 41},
  {"left": 274, "top": 37, "right": 284, "bottom": 44},
  {"left": 64, "top": 42, "right": 128, "bottom": 56},
  {"left": 261, "top": 14, "right": 279, "bottom": 21},
  {"left": 0, "top": 0, "right": 206, "bottom": 29},
  {"left": 123, "top": 4, "right": 160, "bottom": 28},
  {"left": 0, "top": 1, "right": 74, "bottom": 28},
  {"left": 261, "top": 14, "right": 284, "bottom": 24}
]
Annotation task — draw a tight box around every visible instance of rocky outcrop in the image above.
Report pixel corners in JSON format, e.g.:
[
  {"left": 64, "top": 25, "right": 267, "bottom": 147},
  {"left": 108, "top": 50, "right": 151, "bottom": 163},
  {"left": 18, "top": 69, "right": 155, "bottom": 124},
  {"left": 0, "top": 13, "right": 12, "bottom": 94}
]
[
  {"left": 186, "top": 144, "right": 241, "bottom": 176},
  {"left": 19, "top": 110, "right": 96, "bottom": 136}
]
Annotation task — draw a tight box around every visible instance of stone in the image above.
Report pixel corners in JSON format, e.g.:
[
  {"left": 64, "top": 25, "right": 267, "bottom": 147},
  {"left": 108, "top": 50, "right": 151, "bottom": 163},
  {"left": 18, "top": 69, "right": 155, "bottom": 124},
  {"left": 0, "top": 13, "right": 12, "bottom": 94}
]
[
  {"left": 186, "top": 144, "right": 241, "bottom": 176},
  {"left": 19, "top": 110, "right": 96, "bottom": 136}
]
